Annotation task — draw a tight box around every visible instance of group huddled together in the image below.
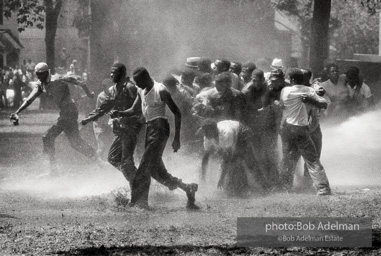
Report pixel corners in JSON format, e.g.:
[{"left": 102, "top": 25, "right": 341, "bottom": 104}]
[{"left": 9, "top": 55, "right": 375, "bottom": 210}]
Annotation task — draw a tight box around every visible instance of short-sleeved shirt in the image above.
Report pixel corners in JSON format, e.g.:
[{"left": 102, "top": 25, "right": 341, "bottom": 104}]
[
  {"left": 346, "top": 82, "right": 372, "bottom": 110},
  {"left": 346, "top": 82, "right": 372, "bottom": 99},
  {"left": 320, "top": 75, "right": 348, "bottom": 104},
  {"left": 203, "top": 120, "right": 240, "bottom": 152},
  {"left": 25, "top": 62, "right": 36, "bottom": 72},
  {"left": 202, "top": 87, "right": 244, "bottom": 122},
  {"left": 280, "top": 84, "right": 324, "bottom": 126}
]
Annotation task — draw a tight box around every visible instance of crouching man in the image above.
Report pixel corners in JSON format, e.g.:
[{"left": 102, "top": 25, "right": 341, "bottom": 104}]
[{"left": 200, "top": 118, "right": 269, "bottom": 196}]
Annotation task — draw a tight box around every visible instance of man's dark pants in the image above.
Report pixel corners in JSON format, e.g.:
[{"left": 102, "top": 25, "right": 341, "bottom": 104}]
[
  {"left": 108, "top": 125, "right": 141, "bottom": 184},
  {"left": 303, "top": 125, "right": 322, "bottom": 186},
  {"left": 42, "top": 111, "right": 96, "bottom": 163},
  {"left": 280, "top": 123, "right": 329, "bottom": 190},
  {"left": 0, "top": 89, "right": 8, "bottom": 108},
  {"left": 131, "top": 118, "right": 180, "bottom": 206}
]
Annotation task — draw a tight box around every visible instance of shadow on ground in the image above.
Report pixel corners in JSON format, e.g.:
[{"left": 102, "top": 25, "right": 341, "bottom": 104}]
[{"left": 56, "top": 231, "right": 381, "bottom": 255}]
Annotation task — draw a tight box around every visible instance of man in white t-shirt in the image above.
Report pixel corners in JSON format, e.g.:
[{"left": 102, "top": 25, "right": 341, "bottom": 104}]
[
  {"left": 279, "top": 68, "right": 331, "bottom": 195},
  {"left": 201, "top": 118, "right": 268, "bottom": 195},
  {"left": 113, "top": 67, "right": 200, "bottom": 210}
]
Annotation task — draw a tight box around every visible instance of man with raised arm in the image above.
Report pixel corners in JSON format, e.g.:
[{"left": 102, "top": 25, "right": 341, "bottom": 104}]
[{"left": 10, "top": 62, "right": 98, "bottom": 174}]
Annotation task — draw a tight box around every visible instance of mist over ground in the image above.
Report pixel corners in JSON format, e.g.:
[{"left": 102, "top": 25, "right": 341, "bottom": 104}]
[
  {"left": 321, "top": 108, "right": 381, "bottom": 187},
  {"left": 103, "top": 0, "right": 282, "bottom": 78},
  {"left": 1, "top": 107, "right": 381, "bottom": 200}
]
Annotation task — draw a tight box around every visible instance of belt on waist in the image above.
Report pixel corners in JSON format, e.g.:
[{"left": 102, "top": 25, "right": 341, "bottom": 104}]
[{"left": 145, "top": 117, "right": 168, "bottom": 124}]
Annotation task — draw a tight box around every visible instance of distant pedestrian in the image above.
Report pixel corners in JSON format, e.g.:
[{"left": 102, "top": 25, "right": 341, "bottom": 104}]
[
  {"left": 0, "top": 69, "right": 8, "bottom": 109},
  {"left": 69, "top": 60, "right": 79, "bottom": 76},
  {"left": 25, "top": 59, "right": 36, "bottom": 81},
  {"left": 59, "top": 48, "right": 69, "bottom": 70}
]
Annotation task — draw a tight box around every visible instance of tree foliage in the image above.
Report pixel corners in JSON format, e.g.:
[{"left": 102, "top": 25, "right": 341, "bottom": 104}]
[
  {"left": 4, "top": 0, "right": 45, "bottom": 32},
  {"left": 272, "top": 0, "right": 379, "bottom": 67},
  {"left": 357, "top": 0, "right": 381, "bottom": 14},
  {"left": 4, "top": 0, "right": 63, "bottom": 73},
  {"left": 332, "top": 0, "right": 379, "bottom": 58},
  {"left": 272, "top": 0, "right": 314, "bottom": 43}
]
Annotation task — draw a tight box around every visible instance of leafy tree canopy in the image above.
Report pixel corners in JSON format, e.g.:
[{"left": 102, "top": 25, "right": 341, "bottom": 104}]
[
  {"left": 357, "top": 0, "right": 381, "bottom": 14},
  {"left": 4, "top": 0, "right": 45, "bottom": 32}
]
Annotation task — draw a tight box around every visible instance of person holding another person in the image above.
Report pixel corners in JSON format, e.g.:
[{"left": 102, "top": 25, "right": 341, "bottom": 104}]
[{"left": 279, "top": 68, "right": 331, "bottom": 196}]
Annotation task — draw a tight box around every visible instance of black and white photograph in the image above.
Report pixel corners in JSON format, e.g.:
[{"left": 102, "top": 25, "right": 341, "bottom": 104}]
[{"left": 1, "top": 0, "right": 381, "bottom": 255}]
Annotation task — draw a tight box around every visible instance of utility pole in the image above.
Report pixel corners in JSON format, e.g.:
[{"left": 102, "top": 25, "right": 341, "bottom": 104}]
[
  {"left": 87, "top": 0, "right": 91, "bottom": 75},
  {"left": 379, "top": 11, "right": 381, "bottom": 55}
]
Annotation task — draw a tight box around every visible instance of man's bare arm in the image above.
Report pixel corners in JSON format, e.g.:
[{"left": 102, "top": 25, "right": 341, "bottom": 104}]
[
  {"left": 160, "top": 89, "right": 181, "bottom": 152},
  {"left": 62, "top": 76, "right": 94, "bottom": 98},
  {"left": 15, "top": 86, "right": 42, "bottom": 115}
]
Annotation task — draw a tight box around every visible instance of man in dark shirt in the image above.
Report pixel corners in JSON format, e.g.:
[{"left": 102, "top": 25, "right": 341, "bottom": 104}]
[
  {"left": 259, "top": 69, "right": 287, "bottom": 189},
  {"left": 201, "top": 72, "right": 245, "bottom": 122},
  {"left": 10, "top": 62, "right": 97, "bottom": 174},
  {"left": 81, "top": 63, "right": 144, "bottom": 188},
  {"left": 241, "top": 69, "right": 271, "bottom": 189}
]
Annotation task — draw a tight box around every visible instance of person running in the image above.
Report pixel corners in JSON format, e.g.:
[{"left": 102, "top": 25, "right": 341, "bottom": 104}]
[
  {"left": 111, "top": 67, "right": 200, "bottom": 210},
  {"left": 81, "top": 63, "right": 144, "bottom": 189},
  {"left": 91, "top": 78, "right": 114, "bottom": 161},
  {"left": 10, "top": 62, "right": 100, "bottom": 174}
]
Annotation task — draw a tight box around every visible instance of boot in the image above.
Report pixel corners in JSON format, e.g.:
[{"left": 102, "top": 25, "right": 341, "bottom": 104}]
[
  {"left": 317, "top": 185, "right": 331, "bottom": 196},
  {"left": 178, "top": 181, "right": 200, "bottom": 210},
  {"left": 128, "top": 200, "right": 150, "bottom": 210}
]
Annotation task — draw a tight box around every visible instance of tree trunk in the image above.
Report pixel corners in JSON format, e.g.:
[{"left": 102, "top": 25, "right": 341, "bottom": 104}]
[
  {"left": 309, "top": 0, "right": 331, "bottom": 76},
  {"left": 44, "top": 0, "right": 62, "bottom": 74},
  {"left": 89, "top": 0, "right": 116, "bottom": 94}
]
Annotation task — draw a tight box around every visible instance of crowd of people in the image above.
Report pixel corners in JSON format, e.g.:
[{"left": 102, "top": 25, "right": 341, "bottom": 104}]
[
  {"left": 0, "top": 55, "right": 89, "bottom": 111},
  {"left": 7, "top": 55, "right": 376, "bottom": 210},
  {"left": 0, "top": 63, "right": 35, "bottom": 110}
]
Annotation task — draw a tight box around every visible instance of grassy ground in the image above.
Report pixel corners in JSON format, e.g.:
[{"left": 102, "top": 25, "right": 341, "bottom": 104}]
[{"left": 1, "top": 109, "right": 381, "bottom": 255}]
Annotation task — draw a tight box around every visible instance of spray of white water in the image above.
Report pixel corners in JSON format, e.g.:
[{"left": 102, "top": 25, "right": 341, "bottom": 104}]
[
  {"left": 2, "top": 109, "right": 381, "bottom": 199},
  {"left": 320, "top": 109, "right": 381, "bottom": 187}
]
